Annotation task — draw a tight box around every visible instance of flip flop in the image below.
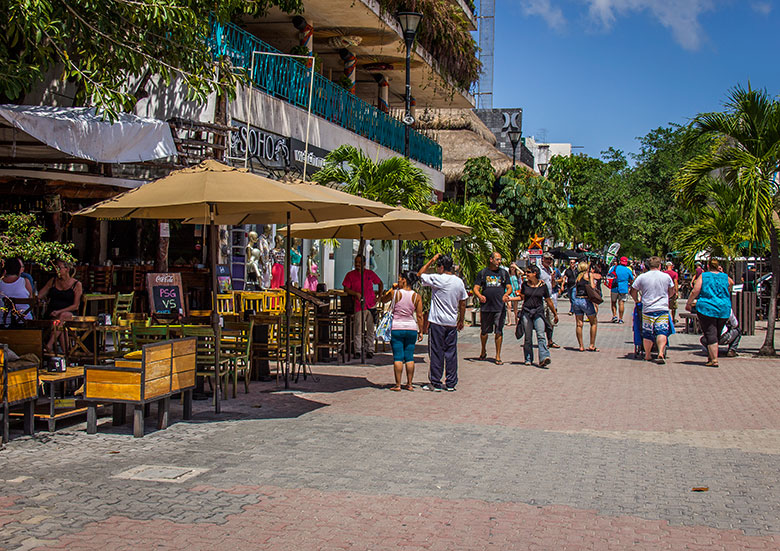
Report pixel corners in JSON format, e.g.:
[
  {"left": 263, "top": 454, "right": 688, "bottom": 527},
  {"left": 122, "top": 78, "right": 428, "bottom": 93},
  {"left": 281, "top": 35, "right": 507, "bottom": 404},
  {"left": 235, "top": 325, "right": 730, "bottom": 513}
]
[
  {"left": 655, "top": 357, "right": 666, "bottom": 365},
  {"left": 389, "top": 386, "right": 402, "bottom": 392},
  {"left": 495, "top": 359, "right": 504, "bottom": 365},
  {"left": 587, "top": 347, "right": 600, "bottom": 352},
  {"left": 403, "top": 384, "right": 414, "bottom": 391},
  {"left": 478, "top": 354, "right": 487, "bottom": 361}
]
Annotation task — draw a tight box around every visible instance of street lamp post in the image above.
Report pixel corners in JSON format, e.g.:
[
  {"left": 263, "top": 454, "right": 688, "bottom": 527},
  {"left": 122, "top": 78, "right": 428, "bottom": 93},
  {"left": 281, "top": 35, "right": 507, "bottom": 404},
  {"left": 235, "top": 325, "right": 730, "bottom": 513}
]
[
  {"left": 508, "top": 129, "right": 522, "bottom": 169},
  {"left": 397, "top": 11, "right": 423, "bottom": 159}
]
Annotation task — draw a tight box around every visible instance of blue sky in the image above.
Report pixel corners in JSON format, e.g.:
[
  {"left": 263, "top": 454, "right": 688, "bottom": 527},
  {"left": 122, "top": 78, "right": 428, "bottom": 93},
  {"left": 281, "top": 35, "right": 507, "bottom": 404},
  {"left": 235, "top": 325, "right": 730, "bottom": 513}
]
[{"left": 491, "top": 0, "right": 779, "bottom": 159}]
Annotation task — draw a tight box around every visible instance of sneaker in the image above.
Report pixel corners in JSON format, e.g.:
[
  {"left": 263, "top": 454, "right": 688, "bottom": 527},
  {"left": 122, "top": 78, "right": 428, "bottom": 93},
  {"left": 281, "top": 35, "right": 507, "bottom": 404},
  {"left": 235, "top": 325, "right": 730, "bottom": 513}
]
[
  {"left": 539, "top": 357, "right": 551, "bottom": 368},
  {"left": 445, "top": 386, "right": 456, "bottom": 392},
  {"left": 611, "top": 316, "right": 618, "bottom": 323},
  {"left": 617, "top": 319, "right": 625, "bottom": 324},
  {"left": 726, "top": 349, "right": 738, "bottom": 357},
  {"left": 523, "top": 360, "right": 532, "bottom": 366},
  {"left": 421, "top": 384, "right": 442, "bottom": 392}
]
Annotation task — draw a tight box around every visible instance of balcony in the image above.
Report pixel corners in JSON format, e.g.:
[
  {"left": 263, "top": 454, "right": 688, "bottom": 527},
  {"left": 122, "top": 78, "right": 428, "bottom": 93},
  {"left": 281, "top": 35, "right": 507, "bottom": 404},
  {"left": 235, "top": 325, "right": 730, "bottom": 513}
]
[{"left": 210, "top": 21, "right": 443, "bottom": 171}]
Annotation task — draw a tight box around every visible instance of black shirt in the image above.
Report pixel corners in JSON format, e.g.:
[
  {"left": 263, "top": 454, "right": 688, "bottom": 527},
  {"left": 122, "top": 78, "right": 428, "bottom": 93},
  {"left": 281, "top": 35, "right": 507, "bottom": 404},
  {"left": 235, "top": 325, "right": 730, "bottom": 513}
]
[
  {"left": 521, "top": 281, "right": 550, "bottom": 311},
  {"left": 564, "top": 267, "right": 577, "bottom": 291},
  {"left": 475, "top": 267, "right": 510, "bottom": 312}
]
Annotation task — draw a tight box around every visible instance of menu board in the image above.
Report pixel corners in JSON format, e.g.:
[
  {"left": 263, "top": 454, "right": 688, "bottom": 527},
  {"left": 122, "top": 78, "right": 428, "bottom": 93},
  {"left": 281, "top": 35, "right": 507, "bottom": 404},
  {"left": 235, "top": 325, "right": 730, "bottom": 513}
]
[{"left": 146, "top": 273, "right": 185, "bottom": 316}]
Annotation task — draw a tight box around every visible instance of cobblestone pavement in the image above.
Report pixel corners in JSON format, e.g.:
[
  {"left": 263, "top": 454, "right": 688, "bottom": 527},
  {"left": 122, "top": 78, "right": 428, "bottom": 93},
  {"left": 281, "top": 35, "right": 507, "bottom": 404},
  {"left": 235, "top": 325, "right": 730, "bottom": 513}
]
[{"left": 1, "top": 303, "right": 779, "bottom": 550}]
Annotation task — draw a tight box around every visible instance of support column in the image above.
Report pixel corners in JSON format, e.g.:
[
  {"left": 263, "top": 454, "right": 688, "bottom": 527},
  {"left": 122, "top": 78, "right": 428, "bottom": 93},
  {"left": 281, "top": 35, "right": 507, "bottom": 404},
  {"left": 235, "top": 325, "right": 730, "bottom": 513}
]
[
  {"left": 339, "top": 49, "right": 356, "bottom": 94},
  {"left": 376, "top": 74, "right": 389, "bottom": 113},
  {"left": 292, "top": 16, "right": 314, "bottom": 67}
]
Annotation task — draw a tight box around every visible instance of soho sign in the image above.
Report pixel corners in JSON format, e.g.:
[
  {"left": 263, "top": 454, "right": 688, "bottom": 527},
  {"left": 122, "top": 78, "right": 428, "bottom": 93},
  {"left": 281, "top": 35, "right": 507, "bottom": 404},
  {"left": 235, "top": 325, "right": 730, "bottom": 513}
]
[{"left": 230, "top": 122, "right": 290, "bottom": 166}]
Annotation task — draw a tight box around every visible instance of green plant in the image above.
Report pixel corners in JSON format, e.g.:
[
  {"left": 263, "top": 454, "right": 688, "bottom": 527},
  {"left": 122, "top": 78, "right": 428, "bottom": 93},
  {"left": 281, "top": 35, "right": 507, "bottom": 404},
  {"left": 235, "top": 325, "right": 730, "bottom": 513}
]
[
  {"left": 290, "top": 45, "right": 322, "bottom": 72},
  {"left": 335, "top": 75, "right": 354, "bottom": 90},
  {"left": 462, "top": 156, "right": 495, "bottom": 203},
  {"left": 0, "top": 214, "right": 75, "bottom": 270},
  {"left": 378, "top": 0, "right": 480, "bottom": 90}
]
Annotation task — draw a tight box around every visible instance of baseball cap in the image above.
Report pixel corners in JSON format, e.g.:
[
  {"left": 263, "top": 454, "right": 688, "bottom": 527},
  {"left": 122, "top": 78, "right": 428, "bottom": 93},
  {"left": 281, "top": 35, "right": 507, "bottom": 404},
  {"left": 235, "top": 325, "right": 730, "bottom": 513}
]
[
  {"left": 619, "top": 257, "right": 628, "bottom": 265},
  {"left": 542, "top": 252, "right": 554, "bottom": 260}
]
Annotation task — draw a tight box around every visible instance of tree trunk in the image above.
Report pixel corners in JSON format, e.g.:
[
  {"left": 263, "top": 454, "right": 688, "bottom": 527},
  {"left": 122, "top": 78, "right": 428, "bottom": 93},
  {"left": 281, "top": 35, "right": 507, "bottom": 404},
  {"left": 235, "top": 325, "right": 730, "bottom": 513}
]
[
  {"left": 156, "top": 221, "right": 169, "bottom": 272},
  {"left": 758, "top": 222, "right": 778, "bottom": 356}
]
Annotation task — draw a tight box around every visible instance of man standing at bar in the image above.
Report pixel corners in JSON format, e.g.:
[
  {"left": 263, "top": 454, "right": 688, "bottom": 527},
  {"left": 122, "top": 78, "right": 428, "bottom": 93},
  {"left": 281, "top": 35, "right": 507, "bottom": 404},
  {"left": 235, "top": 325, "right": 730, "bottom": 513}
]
[
  {"left": 473, "top": 252, "right": 512, "bottom": 365},
  {"left": 418, "top": 254, "right": 468, "bottom": 391},
  {"left": 343, "top": 254, "right": 383, "bottom": 359}
]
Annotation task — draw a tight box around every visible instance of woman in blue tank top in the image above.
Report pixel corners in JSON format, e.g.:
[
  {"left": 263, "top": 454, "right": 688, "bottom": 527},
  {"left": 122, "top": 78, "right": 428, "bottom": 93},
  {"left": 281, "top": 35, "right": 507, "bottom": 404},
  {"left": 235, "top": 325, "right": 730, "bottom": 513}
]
[{"left": 686, "top": 258, "right": 733, "bottom": 367}]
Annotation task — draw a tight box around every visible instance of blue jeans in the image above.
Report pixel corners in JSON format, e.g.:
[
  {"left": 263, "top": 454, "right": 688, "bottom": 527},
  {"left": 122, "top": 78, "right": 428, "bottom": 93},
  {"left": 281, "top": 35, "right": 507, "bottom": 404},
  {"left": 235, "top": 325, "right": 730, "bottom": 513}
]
[
  {"left": 522, "top": 313, "right": 550, "bottom": 363},
  {"left": 391, "top": 330, "right": 417, "bottom": 362}
]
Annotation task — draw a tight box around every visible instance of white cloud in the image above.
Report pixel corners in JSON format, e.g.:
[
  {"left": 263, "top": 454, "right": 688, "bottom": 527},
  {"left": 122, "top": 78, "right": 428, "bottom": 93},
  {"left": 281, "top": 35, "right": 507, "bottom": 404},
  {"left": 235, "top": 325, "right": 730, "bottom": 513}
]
[
  {"left": 584, "top": 0, "right": 716, "bottom": 50},
  {"left": 751, "top": 1, "right": 772, "bottom": 15},
  {"left": 521, "top": 0, "right": 567, "bottom": 30}
]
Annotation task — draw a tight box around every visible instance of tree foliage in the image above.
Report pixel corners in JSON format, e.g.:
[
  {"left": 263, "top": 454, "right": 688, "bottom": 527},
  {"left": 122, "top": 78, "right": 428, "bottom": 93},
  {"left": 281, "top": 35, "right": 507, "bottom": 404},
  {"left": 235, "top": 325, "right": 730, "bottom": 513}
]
[
  {"left": 0, "top": 0, "right": 302, "bottom": 117},
  {"left": 422, "top": 200, "right": 511, "bottom": 286},
  {"left": 495, "top": 166, "right": 568, "bottom": 257},
  {"left": 313, "top": 145, "right": 433, "bottom": 211},
  {"left": 461, "top": 156, "right": 495, "bottom": 203},
  {"left": 0, "top": 213, "right": 75, "bottom": 269},
  {"left": 675, "top": 84, "right": 780, "bottom": 356}
]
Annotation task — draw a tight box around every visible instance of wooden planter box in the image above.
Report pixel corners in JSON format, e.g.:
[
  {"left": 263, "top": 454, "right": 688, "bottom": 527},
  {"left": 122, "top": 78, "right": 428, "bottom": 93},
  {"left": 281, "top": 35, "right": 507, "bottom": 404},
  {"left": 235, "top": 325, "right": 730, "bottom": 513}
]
[
  {"left": 0, "top": 330, "right": 42, "bottom": 442},
  {"left": 84, "top": 337, "right": 196, "bottom": 437}
]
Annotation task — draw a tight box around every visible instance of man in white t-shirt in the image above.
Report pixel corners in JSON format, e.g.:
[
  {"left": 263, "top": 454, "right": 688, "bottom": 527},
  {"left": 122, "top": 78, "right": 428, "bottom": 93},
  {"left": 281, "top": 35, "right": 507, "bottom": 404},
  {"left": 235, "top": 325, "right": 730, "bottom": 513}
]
[
  {"left": 418, "top": 253, "right": 468, "bottom": 391},
  {"left": 630, "top": 256, "right": 674, "bottom": 364}
]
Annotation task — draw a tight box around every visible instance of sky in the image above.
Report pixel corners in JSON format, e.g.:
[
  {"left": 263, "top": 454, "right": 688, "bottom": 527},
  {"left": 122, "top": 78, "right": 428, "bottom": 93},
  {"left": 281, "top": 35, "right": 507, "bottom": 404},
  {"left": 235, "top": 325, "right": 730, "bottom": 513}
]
[{"left": 490, "top": 0, "right": 780, "bottom": 159}]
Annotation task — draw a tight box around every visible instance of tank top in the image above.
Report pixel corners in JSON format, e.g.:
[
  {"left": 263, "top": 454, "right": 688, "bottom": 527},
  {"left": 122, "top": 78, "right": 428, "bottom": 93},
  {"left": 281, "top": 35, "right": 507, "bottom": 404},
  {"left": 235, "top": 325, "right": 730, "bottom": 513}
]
[
  {"left": 48, "top": 280, "right": 77, "bottom": 313},
  {"left": 391, "top": 289, "right": 418, "bottom": 331},
  {"left": 0, "top": 277, "right": 33, "bottom": 320},
  {"left": 697, "top": 271, "right": 731, "bottom": 318},
  {"left": 575, "top": 275, "right": 589, "bottom": 298}
]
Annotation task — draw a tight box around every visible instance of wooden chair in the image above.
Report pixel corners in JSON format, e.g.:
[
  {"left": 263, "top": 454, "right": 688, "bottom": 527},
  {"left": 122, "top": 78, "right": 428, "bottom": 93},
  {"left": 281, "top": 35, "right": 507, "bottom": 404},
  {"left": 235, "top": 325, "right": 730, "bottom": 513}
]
[
  {"left": 113, "top": 292, "right": 134, "bottom": 320},
  {"left": 220, "top": 321, "right": 253, "bottom": 398},
  {"left": 131, "top": 265, "right": 151, "bottom": 312},
  {"left": 313, "top": 293, "right": 348, "bottom": 363},
  {"left": 74, "top": 265, "right": 89, "bottom": 292},
  {"left": 181, "top": 325, "right": 226, "bottom": 403},
  {"left": 263, "top": 291, "right": 285, "bottom": 314},
  {"left": 277, "top": 313, "right": 308, "bottom": 385},
  {"left": 216, "top": 293, "right": 238, "bottom": 320},
  {"left": 186, "top": 310, "right": 212, "bottom": 325},
  {"left": 131, "top": 325, "right": 169, "bottom": 349},
  {"left": 89, "top": 265, "right": 114, "bottom": 294},
  {"left": 239, "top": 291, "right": 265, "bottom": 315}
]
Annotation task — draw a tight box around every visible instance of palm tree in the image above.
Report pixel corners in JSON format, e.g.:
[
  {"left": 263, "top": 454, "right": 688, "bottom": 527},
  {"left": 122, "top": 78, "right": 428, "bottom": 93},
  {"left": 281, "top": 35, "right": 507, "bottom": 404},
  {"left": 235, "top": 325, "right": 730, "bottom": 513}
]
[
  {"left": 422, "top": 200, "right": 511, "bottom": 287},
  {"left": 676, "top": 85, "right": 780, "bottom": 356},
  {"left": 313, "top": 145, "right": 433, "bottom": 211}
]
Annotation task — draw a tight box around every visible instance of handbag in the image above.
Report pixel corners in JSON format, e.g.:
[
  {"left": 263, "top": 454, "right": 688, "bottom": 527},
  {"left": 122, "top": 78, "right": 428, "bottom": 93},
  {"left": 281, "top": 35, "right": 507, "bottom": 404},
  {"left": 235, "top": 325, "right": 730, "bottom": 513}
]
[
  {"left": 584, "top": 281, "right": 604, "bottom": 305},
  {"left": 375, "top": 291, "right": 397, "bottom": 342}
]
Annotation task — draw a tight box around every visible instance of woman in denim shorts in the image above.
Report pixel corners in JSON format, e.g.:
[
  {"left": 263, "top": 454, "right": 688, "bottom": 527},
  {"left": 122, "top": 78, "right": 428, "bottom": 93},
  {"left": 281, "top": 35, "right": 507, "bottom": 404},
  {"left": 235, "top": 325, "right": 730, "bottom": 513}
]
[{"left": 572, "top": 261, "right": 599, "bottom": 351}]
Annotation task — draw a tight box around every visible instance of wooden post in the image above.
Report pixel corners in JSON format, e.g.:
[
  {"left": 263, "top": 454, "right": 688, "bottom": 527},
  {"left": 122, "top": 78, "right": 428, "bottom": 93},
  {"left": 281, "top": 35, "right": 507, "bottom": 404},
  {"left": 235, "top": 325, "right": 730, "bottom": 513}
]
[
  {"left": 156, "top": 397, "right": 170, "bottom": 430},
  {"left": 23, "top": 401, "right": 34, "bottom": 436},
  {"left": 182, "top": 390, "right": 193, "bottom": 420},
  {"left": 156, "top": 221, "right": 169, "bottom": 272},
  {"left": 112, "top": 403, "right": 126, "bottom": 426},
  {"left": 86, "top": 405, "right": 98, "bottom": 434},
  {"left": 133, "top": 405, "right": 144, "bottom": 438}
]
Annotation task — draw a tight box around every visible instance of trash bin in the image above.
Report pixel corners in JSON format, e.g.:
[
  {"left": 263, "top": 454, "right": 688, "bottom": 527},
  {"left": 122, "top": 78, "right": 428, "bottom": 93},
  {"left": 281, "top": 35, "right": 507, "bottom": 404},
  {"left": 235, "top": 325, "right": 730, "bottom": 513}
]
[{"left": 731, "top": 291, "right": 756, "bottom": 336}]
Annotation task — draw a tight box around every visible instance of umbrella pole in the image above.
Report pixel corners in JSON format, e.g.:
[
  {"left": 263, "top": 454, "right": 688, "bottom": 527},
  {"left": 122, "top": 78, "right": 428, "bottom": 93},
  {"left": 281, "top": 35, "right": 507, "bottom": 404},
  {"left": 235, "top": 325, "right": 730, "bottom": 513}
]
[
  {"left": 360, "top": 225, "right": 365, "bottom": 365},
  {"left": 285, "top": 211, "right": 291, "bottom": 389},
  {"left": 209, "top": 206, "right": 221, "bottom": 414}
]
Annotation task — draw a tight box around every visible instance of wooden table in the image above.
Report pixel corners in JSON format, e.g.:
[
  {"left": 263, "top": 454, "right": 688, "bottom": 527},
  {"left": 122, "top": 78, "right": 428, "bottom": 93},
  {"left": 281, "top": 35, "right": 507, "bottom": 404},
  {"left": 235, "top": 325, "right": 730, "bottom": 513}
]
[
  {"left": 65, "top": 318, "right": 99, "bottom": 365},
  {"left": 81, "top": 293, "right": 116, "bottom": 317},
  {"left": 36, "top": 367, "right": 105, "bottom": 432}
]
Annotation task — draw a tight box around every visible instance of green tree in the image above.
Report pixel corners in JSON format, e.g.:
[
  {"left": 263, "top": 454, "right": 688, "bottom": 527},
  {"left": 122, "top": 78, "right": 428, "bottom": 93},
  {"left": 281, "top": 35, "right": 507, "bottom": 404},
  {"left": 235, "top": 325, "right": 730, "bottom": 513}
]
[
  {"left": 313, "top": 145, "right": 433, "bottom": 211},
  {"left": 461, "top": 156, "right": 495, "bottom": 203},
  {"left": 676, "top": 84, "right": 780, "bottom": 356},
  {"left": 495, "top": 166, "right": 568, "bottom": 257},
  {"left": 1, "top": 0, "right": 302, "bottom": 116},
  {"left": 422, "top": 200, "right": 511, "bottom": 287},
  {"left": 0, "top": 213, "right": 75, "bottom": 269}
]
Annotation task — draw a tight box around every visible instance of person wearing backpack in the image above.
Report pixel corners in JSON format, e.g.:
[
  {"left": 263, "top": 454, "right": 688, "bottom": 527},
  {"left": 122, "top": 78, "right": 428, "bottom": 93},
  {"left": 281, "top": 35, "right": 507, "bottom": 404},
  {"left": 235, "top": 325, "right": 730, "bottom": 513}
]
[{"left": 608, "top": 257, "right": 634, "bottom": 323}]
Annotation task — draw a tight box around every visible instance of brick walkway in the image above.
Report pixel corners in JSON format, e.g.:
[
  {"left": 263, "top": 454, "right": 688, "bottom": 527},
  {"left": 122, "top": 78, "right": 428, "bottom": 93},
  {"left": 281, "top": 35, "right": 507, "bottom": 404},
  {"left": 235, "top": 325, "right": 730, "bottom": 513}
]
[{"left": 1, "top": 303, "right": 779, "bottom": 550}]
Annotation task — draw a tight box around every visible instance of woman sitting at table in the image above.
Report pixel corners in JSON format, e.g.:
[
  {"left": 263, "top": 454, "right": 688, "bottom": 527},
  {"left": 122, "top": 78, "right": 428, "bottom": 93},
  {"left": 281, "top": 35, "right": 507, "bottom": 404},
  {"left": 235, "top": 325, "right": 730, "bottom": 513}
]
[
  {"left": 0, "top": 257, "right": 34, "bottom": 326},
  {"left": 38, "top": 260, "right": 83, "bottom": 353}
]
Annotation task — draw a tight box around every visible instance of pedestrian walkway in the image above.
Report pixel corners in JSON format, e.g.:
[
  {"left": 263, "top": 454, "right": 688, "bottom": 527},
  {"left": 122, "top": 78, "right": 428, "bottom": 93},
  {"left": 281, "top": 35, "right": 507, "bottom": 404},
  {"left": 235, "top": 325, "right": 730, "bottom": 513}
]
[{"left": 1, "top": 304, "right": 779, "bottom": 550}]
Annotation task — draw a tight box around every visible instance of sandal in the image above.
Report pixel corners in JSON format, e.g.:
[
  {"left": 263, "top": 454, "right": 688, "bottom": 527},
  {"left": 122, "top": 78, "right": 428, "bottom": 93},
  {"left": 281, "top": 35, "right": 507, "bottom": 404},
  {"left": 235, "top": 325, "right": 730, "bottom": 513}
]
[
  {"left": 403, "top": 384, "right": 414, "bottom": 391},
  {"left": 478, "top": 353, "right": 487, "bottom": 361},
  {"left": 704, "top": 360, "right": 719, "bottom": 368},
  {"left": 389, "top": 386, "right": 402, "bottom": 392},
  {"left": 495, "top": 359, "right": 503, "bottom": 365},
  {"left": 587, "top": 347, "right": 600, "bottom": 352}
]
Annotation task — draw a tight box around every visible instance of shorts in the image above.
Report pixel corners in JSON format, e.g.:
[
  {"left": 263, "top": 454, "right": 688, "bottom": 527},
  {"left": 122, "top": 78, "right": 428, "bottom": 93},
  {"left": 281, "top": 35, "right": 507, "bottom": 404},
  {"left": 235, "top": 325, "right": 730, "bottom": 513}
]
[
  {"left": 390, "top": 330, "right": 417, "bottom": 362},
  {"left": 611, "top": 291, "right": 629, "bottom": 303},
  {"left": 480, "top": 309, "right": 506, "bottom": 335},
  {"left": 698, "top": 313, "right": 727, "bottom": 346},
  {"left": 641, "top": 310, "right": 671, "bottom": 340},
  {"left": 668, "top": 296, "right": 677, "bottom": 310},
  {"left": 572, "top": 296, "right": 596, "bottom": 317}
]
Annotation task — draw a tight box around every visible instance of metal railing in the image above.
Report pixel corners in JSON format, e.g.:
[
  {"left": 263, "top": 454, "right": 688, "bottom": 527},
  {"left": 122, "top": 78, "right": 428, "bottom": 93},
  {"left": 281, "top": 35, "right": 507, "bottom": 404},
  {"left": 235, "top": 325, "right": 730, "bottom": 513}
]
[{"left": 209, "top": 21, "right": 443, "bottom": 170}]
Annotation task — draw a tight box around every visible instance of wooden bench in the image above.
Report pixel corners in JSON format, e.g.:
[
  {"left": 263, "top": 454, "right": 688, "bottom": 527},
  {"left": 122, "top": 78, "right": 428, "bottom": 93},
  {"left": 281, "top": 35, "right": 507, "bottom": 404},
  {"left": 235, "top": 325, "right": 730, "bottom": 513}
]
[
  {"left": 679, "top": 312, "right": 701, "bottom": 334},
  {"left": 0, "top": 329, "right": 43, "bottom": 442},
  {"left": 84, "top": 337, "right": 196, "bottom": 437}
]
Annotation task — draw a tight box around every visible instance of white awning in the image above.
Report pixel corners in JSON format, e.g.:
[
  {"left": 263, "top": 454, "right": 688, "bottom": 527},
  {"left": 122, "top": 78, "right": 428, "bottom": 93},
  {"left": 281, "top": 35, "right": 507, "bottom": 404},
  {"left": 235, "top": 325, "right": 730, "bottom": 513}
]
[{"left": 0, "top": 105, "right": 177, "bottom": 163}]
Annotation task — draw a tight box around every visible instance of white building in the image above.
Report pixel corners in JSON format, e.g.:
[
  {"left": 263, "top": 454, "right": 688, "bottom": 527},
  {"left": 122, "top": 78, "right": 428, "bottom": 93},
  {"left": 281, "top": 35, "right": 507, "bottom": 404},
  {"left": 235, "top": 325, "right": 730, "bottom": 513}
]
[{"left": 522, "top": 136, "right": 572, "bottom": 175}]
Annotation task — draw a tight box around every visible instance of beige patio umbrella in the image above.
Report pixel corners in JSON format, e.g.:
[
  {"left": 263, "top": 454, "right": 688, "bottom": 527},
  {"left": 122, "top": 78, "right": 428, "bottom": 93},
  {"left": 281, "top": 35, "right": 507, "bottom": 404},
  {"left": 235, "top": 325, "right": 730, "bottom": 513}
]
[
  {"left": 282, "top": 207, "right": 471, "bottom": 364},
  {"left": 74, "top": 160, "right": 395, "bottom": 402}
]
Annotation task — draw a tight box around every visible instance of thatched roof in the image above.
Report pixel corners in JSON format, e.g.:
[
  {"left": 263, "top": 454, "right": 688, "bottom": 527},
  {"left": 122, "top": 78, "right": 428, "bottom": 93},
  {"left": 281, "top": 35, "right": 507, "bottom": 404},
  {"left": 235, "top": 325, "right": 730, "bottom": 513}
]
[{"left": 416, "top": 108, "right": 518, "bottom": 184}]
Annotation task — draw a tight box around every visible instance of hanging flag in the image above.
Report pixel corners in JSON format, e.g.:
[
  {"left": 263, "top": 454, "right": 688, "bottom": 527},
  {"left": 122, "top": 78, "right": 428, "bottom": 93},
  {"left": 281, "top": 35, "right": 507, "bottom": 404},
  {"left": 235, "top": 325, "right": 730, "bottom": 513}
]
[{"left": 606, "top": 242, "right": 621, "bottom": 265}]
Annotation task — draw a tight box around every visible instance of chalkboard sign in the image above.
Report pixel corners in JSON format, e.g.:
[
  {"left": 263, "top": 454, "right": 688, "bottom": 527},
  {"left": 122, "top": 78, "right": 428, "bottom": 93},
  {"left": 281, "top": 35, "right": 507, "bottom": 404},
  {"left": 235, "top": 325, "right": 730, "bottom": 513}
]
[{"left": 147, "top": 273, "right": 185, "bottom": 316}]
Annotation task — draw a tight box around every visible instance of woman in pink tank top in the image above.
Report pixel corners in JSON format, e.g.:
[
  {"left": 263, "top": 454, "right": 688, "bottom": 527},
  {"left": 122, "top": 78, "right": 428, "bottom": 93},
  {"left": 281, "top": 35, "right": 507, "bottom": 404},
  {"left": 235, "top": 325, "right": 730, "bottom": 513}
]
[{"left": 381, "top": 271, "right": 423, "bottom": 391}]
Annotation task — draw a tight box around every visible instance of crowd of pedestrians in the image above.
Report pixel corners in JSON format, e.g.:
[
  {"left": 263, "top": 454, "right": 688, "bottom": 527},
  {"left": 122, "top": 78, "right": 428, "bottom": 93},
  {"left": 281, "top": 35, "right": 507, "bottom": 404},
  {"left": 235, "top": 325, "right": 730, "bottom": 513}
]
[{"left": 339, "top": 248, "right": 745, "bottom": 391}]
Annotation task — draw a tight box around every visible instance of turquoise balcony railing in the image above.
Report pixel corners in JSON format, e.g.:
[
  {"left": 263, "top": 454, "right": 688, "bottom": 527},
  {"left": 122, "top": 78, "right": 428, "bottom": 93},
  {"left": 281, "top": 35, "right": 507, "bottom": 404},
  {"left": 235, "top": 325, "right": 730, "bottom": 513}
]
[{"left": 209, "top": 21, "right": 443, "bottom": 170}]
